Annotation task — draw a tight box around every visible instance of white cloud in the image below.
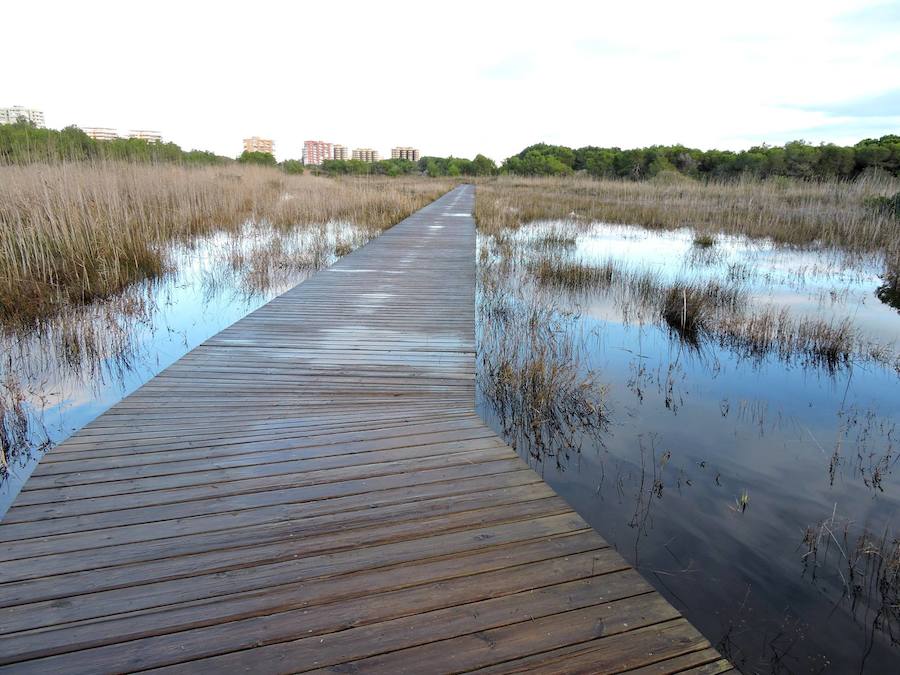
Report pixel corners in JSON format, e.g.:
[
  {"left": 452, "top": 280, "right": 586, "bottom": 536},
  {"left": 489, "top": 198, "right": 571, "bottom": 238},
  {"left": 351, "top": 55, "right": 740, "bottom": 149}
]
[{"left": 4, "top": 0, "right": 898, "bottom": 162}]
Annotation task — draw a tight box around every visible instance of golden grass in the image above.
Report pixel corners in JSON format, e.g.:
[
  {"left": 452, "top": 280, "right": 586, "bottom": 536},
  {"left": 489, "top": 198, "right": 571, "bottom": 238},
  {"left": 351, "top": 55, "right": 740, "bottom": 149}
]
[
  {"left": 474, "top": 175, "right": 900, "bottom": 252},
  {"left": 0, "top": 162, "right": 453, "bottom": 323}
]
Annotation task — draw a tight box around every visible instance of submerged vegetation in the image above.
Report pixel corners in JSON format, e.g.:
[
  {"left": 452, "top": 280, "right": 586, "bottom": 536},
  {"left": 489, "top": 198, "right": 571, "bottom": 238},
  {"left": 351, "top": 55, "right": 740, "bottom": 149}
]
[
  {"left": 0, "top": 163, "right": 451, "bottom": 323},
  {"left": 474, "top": 172, "right": 900, "bottom": 669},
  {"left": 801, "top": 511, "right": 900, "bottom": 645},
  {"left": 478, "top": 273, "right": 608, "bottom": 464}
]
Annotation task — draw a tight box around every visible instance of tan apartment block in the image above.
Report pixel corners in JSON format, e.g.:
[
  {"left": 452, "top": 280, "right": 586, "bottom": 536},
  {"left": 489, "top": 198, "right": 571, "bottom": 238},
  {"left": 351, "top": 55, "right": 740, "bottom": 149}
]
[
  {"left": 243, "top": 136, "right": 275, "bottom": 155},
  {"left": 391, "top": 146, "right": 420, "bottom": 161},
  {"left": 352, "top": 148, "right": 381, "bottom": 162},
  {"left": 332, "top": 144, "right": 350, "bottom": 161}
]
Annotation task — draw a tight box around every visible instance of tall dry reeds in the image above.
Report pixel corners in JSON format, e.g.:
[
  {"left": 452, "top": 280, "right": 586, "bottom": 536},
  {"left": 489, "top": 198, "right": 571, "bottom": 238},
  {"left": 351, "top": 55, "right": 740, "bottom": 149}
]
[
  {"left": 474, "top": 175, "right": 900, "bottom": 253},
  {"left": 0, "top": 162, "right": 451, "bottom": 323}
]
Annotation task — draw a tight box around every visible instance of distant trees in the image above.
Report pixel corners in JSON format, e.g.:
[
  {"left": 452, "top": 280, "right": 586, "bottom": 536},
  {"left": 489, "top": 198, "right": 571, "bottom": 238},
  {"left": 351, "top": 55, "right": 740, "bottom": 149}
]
[
  {"left": 0, "top": 121, "right": 230, "bottom": 165},
  {"left": 473, "top": 154, "right": 498, "bottom": 176},
  {"left": 321, "top": 159, "right": 401, "bottom": 175},
  {"left": 416, "top": 156, "right": 497, "bottom": 177},
  {"left": 278, "top": 159, "right": 305, "bottom": 174},
  {"left": 237, "top": 150, "right": 277, "bottom": 166},
  {"left": 505, "top": 136, "right": 900, "bottom": 180},
  {"left": 318, "top": 156, "right": 497, "bottom": 177}
]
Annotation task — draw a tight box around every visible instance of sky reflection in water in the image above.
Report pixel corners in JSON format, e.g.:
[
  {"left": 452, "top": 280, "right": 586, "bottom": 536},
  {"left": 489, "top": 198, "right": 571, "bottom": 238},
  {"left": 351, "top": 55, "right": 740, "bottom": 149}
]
[
  {"left": 0, "top": 222, "right": 358, "bottom": 514},
  {"left": 477, "top": 222, "right": 899, "bottom": 673}
]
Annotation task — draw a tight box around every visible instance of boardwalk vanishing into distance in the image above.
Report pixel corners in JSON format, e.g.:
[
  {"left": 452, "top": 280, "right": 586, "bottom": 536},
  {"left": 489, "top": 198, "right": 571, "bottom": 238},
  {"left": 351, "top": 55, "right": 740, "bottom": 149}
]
[{"left": 0, "top": 186, "right": 732, "bottom": 673}]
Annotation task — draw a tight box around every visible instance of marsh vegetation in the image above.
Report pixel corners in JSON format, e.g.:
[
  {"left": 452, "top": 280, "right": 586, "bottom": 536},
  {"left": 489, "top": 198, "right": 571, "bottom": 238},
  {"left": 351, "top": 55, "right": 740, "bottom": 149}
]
[
  {"left": 2, "top": 163, "right": 899, "bottom": 671},
  {"left": 475, "top": 176, "right": 900, "bottom": 672},
  {"left": 0, "top": 164, "right": 453, "bottom": 505},
  {"left": 0, "top": 163, "right": 450, "bottom": 323}
]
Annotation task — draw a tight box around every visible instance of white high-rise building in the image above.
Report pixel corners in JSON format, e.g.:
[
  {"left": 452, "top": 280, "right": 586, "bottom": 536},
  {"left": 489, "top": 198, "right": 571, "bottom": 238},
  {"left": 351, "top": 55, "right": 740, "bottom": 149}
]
[
  {"left": 128, "top": 130, "right": 162, "bottom": 143},
  {"left": 1, "top": 106, "right": 45, "bottom": 127},
  {"left": 81, "top": 127, "right": 119, "bottom": 141}
]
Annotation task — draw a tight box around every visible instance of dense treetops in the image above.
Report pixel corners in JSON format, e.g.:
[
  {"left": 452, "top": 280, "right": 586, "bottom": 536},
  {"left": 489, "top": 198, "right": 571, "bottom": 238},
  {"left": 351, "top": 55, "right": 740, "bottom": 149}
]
[
  {"left": 502, "top": 137, "right": 900, "bottom": 180},
  {"left": 316, "top": 154, "right": 497, "bottom": 177}
]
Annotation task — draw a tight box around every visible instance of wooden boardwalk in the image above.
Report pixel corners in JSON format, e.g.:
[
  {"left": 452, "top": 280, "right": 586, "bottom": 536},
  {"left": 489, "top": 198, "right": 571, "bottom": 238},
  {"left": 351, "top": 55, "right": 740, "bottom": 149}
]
[{"left": 0, "top": 186, "right": 731, "bottom": 673}]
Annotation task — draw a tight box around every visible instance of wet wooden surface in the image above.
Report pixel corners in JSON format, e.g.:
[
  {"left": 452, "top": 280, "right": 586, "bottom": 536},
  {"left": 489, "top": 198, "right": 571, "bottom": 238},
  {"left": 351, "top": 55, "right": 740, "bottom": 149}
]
[{"left": 0, "top": 185, "right": 731, "bottom": 673}]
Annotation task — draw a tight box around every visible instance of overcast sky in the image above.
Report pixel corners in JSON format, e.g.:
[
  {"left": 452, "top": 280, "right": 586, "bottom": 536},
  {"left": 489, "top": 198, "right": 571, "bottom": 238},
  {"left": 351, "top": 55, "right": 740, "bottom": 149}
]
[{"left": 5, "top": 0, "right": 899, "bottom": 161}]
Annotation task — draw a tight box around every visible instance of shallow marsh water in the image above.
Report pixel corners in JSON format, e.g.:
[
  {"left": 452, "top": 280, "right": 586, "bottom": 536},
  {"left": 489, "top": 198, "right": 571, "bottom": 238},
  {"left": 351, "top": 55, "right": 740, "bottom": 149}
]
[
  {"left": 0, "top": 221, "right": 365, "bottom": 515},
  {"left": 1, "top": 208, "right": 897, "bottom": 672},
  {"left": 476, "top": 222, "right": 899, "bottom": 673}
]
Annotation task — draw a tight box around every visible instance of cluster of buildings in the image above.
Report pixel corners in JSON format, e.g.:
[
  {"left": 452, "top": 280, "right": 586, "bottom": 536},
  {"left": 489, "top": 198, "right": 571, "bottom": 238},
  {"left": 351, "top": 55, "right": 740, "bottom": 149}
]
[
  {"left": 242, "top": 137, "right": 421, "bottom": 166},
  {"left": 300, "top": 140, "right": 421, "bottom": 165},
  {"left": 1, "top": 106, "right": 162, "bottom": 143}
]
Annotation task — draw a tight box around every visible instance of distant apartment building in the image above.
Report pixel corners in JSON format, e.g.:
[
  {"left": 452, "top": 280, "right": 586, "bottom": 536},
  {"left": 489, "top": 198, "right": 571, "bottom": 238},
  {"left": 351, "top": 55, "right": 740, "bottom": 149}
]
[
  {"left": 81, "top": 127, "right": 119, "bottom": 141},
  {"left": 128, "top": 130, "right": 162, "bottom": 143},
  {"left": 352, "top": 148, "right": 381, "bottom": 163},
  {"left": 302, "top": 140, "right": 333, "bottom": 165},
  {"left": 243, "top": 136, "right": 274, "bottom": 155},
  {"left": 332, "top": 144, "right": 349, "bottom": 161},
  {"left": 1, "top": 106, "right": 45, "bottom": 127},
  {"left": 391, "top": 146, "right": 420, "bottom": 162}
]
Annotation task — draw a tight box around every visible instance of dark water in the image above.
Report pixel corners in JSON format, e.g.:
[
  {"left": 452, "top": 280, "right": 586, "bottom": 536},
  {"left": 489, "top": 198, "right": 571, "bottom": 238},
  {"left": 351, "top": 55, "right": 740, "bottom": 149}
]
[
  {"left": 0, "top": 222, "right": 361, "bottom": 516},
  {"left": 476, "top": 223, "right": 900, "bottom": 674}
]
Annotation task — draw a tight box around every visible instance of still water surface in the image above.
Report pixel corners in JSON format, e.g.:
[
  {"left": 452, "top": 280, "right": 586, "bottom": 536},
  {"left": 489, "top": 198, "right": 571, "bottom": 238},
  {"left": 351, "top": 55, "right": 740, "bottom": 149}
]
[
  {"left": 1, "top": 217, "right": 897, "bottom": 672},
  {"left": 477, "top": 222, "right": 899, "bottom": 673},
  {"left": 0, "top": 222, "right": 359, "bottom": 514}
]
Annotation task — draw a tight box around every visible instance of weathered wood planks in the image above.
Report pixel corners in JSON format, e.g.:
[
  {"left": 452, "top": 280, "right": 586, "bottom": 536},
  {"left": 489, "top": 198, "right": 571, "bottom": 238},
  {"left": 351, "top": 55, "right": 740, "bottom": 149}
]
[{"left": 0, "top": 185, "right": 728, "bottom": 673}]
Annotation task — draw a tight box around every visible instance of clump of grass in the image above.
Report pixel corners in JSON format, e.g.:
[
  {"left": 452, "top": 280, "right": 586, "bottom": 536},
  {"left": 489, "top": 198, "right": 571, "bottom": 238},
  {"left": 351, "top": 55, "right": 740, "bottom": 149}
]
[
  {"left": 658, "top": 281, "right": 745, "bottom": 343},
  {"left": 478, "top": 283, "right": 608, "bottom": 463},
  {"left": 661, "top": 284, "right": 714, "bottom": 342},
  {"left": 0, "top": 372, "right": 51, "bottom": 477},
  {"left": 876, "top": 252, "right": 900, "bottom": 312},
  {"left": 693, "top": 232, "right": 716, "bottom": 248},
  {"left": 531, "top": 257, "right": 616, "bottom": 289},
  {"left": 532, "top": 227, "right": 577, "bottom": 249},
  {"left": 335, "top": 240, "right": 354, "bottom": 257}
]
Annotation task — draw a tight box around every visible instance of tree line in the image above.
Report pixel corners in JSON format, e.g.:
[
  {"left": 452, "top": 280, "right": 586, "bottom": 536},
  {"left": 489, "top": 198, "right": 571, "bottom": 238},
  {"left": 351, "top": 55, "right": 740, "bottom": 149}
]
[
  {"left": 1, "top": 121, "right": 228, "bottom": 165},
  {"left": 316, "top": 154, "right": 498, "bottom": 177},
  {"left": 6, "top": 118, "right": 899, "bottom": 182},
  {"left": 501, "top": 138, "right": 900, "bottom": 180}
]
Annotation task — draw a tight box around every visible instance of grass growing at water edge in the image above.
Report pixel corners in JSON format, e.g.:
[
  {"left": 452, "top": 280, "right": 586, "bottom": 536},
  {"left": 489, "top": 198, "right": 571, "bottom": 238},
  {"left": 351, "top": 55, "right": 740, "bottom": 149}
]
[{"left": 0, "top": 163, "right": 453, "bottom": 324}]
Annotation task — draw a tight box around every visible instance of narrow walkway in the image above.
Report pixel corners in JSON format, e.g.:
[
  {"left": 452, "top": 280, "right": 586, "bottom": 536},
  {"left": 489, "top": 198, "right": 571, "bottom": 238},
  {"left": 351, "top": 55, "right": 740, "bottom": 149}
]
[{"left": 0, "top": 186, "right": 731, "bottom": 673}]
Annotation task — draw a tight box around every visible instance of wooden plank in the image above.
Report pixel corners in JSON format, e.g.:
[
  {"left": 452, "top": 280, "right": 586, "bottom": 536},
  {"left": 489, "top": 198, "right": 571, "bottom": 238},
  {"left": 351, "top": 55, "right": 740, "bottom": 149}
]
[{"left": 0, "top": 185, "right": 728, "bottom": 673}]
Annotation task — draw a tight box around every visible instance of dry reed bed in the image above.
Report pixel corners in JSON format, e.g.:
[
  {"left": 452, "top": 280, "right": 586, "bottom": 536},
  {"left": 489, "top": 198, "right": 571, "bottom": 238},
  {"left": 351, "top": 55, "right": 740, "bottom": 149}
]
[
  {"left": 474, "top": 175, "right": 900, "bottom": 253},
  {"left": 0, "top": 163, "right": 452, "bottom": 322}
]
